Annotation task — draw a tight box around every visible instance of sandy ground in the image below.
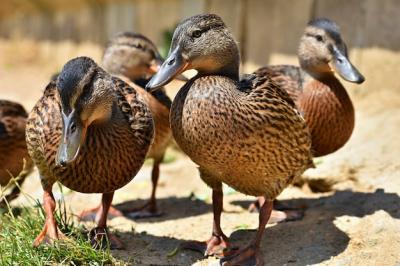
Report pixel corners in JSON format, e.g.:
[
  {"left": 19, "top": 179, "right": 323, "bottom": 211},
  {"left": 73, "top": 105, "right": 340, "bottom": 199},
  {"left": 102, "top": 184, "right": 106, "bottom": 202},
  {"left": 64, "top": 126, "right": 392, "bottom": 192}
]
[{"left": 1, "top": 40, "right": 400, "bottom": 266}]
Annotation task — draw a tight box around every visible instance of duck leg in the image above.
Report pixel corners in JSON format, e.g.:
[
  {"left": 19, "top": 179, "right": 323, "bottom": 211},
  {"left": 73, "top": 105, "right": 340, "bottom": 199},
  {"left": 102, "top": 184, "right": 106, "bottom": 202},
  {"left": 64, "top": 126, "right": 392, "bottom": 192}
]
[
  {"left": 88, "top": 192, "right": 124, "bottom": 250},
  {"left": 182, "top": 184, "right": 232, "bottom": 257},
  {"left": 33, "top": 187, "right": 66, "bottom": 247},
  {"left": 123, "top": 157, "right": 163, "bottom": 219},
  {"left": 248, "top": 197, "right": 304, "bottom": 223},
  {"left": 221, "top": 197, "right": 273, "bottom": 266}
]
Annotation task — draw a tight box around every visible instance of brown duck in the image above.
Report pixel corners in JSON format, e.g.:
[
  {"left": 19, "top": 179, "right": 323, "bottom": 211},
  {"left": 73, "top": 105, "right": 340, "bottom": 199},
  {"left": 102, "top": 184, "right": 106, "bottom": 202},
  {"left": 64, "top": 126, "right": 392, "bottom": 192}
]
[
  {"left": 251, "top": 18, "right": 365, "bottom": 215},
  {"left": 0, "top": 100, "right": 33, "bottom": 206},
  {"left": 255, "top": 18, "right": 364, "bottom": 157},
  {"left": 146, "top": 14, "right": 313, "bottom": 265},
  {"left": 26, "top": 57, "right": 154, "bottom": 249},
  {"left": 80, "top": 32, "right": 172, "bottom": 219}
]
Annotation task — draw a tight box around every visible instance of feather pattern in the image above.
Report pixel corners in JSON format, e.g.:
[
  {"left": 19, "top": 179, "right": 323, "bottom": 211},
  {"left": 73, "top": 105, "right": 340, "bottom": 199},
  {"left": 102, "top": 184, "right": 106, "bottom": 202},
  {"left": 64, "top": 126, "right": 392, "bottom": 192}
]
[
  {"left": 26, "top": 75, "right": 154, "bottom": 192},
  {"left": 171, "top": 73, "right": 312, "bottom": 198},
  {"left": 254, "top": 65, "right": 354, "bottom": 156}
]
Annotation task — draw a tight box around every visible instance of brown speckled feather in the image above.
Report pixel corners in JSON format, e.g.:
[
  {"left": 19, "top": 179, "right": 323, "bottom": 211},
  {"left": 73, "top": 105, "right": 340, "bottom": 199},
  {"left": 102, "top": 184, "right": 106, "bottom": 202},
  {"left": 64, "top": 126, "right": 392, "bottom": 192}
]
[
  {"left": 26, "top": 77, "right": 154, "bottom": 192},
  {"left": 116, "top": 75, "right": 171, "bottom": 161},
  {"left": 253, "top": 65, "right": 306, "bottom": 102},
  {"left": 171, "top": 73, "right": 312, "bottom": 199},
  {"left": 254, "top": 65, "right": 355, "bottom": 156},
  {"left": 0, "top": 100, "right": 33, "bottom": 185},
  {"left": 297, "top": 76, "right": 354, "bottom": 156}
]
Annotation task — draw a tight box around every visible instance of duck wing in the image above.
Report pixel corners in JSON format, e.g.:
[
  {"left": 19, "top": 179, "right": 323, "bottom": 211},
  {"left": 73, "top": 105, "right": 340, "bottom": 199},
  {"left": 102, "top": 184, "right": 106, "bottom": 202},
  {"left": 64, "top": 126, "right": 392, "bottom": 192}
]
[
  {"left": 25, "top": 81, "right": 62, "bottom": 180},
  {"left": 252, "top": 65, "right": 305, "bottom": 102},
  {"left": 112, "top": 77, "right": 154, "bottom": 147},
  {"left": 239, "top": 72, "right": 296, "bottom": 108}
]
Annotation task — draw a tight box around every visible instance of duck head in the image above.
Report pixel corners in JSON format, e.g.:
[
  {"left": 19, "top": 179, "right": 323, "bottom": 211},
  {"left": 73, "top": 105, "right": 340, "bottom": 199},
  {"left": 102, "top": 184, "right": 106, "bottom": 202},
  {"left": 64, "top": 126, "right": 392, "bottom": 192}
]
[
  {"left": 55, "top": 56, "right": 114, "bottom": 166},
  {"left": 298, "top": 18, "right": 364, "bottom": 84},
  {"left": 146, "top": 14, "right": 240, "bottom": 91},
  {"left": 102, "top": 32, "right": 164, "bottom": 81}
]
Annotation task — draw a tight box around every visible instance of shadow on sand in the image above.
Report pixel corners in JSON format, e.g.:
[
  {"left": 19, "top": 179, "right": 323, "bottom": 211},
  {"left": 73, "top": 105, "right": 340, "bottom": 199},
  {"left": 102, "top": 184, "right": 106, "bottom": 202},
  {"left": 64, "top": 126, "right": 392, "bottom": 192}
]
[
  {"left": 114, "top": 195, "right": 211, "bottom": 223},
  {"left": 107, "top": 189, "right": 400, "bottom": 265},
  {"left": 228, "top": 189, "right": 400, "bottom": 265}
]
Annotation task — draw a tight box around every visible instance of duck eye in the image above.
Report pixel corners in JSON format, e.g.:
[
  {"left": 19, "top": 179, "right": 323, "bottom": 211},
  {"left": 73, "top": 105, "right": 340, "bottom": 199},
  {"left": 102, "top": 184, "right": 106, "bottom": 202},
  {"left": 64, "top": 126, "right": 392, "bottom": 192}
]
[
  {"left": 315, "top": 35, "right": 323, "bottom": 42},
  {"left": 70, "top": 123, "right": 77, "bottom": 133},
  {"left": 192, "top": 30, "right": 202, "bottom": 38}
]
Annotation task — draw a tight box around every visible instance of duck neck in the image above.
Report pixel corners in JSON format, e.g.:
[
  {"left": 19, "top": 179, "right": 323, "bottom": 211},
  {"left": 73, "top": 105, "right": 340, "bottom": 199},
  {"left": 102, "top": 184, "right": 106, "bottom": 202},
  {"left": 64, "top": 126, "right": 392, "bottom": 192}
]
[
  {"left": 197, "top": 57, "right": 240, "bottom": 81},
  {"left": 196, "top": 38, "right": 241, "bottom": 81},
  {"left": 218, "top": 60, "right": 240, "bottom": 81},
  {"left": 303, "top": 71, "right": 352, "bottom": 109},
  {"left": 303, "top": 67, "right": 335, "bottom": 81}
]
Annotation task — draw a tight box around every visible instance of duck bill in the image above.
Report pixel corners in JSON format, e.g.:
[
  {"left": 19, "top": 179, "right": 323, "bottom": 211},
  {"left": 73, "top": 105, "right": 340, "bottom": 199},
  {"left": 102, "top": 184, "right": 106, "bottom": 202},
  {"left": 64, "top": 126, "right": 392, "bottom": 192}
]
[
  {"left": 147, "top": 53, "right": 188, "bottom": 82},
  {"left": 56, "top": 110, "right": 86, "bottom": 167},
  {"left": 330, "top": 46, "right": 365, "bottom": 84},
  {"left": 146, "top": 46, "right": 190, "bottom": 91}
]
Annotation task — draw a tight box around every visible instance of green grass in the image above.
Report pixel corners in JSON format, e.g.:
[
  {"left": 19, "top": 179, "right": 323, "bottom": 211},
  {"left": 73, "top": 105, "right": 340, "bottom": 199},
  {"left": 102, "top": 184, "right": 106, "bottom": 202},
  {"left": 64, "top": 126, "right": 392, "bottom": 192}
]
[{"left": 0, "top": 195, "right": 123, "bottom": 265}]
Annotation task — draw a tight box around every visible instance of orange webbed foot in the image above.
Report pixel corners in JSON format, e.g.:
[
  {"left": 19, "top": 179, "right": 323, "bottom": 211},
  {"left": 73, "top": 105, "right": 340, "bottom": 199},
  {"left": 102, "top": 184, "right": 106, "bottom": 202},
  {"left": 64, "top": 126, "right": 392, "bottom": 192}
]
[
  {"left": 182, "top": 234, "right": 236, "bottom": 258},
  {"left": 33, "top": 221, "right": 68, "bottom": 247}
]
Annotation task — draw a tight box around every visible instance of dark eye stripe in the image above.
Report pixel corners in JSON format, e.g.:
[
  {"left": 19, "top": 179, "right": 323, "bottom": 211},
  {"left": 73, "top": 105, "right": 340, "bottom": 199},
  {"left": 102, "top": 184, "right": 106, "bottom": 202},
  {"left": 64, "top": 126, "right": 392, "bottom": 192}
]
[
  {"left": 306, "top": 33, "right": 324, "bottom": 42},
  {"left": 192, "top": 24, "right": 224, "bottom": 38},
  {"left": 116, "top": 42, "right": 150, "bottom": 52}
]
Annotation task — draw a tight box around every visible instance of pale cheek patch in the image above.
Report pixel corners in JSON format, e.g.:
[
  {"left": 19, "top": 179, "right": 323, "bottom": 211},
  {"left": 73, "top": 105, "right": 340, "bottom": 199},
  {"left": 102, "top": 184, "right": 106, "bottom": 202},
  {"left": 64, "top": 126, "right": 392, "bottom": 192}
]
[{"left": 81, "top": 105, "right": 112, "bottom": 126}]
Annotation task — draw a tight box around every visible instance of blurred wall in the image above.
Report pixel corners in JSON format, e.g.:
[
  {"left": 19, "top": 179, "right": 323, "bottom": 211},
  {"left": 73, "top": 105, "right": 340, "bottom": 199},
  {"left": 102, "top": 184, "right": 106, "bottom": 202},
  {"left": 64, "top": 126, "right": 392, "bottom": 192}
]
[{"left": 0, "top": 0, "right": 399, "bottom": 93}]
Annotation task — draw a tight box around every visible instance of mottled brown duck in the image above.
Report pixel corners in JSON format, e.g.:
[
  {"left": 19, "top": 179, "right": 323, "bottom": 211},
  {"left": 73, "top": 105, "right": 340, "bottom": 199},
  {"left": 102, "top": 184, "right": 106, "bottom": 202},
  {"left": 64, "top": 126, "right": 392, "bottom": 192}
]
[
  {"left": 256, "top": 18, "right": 364, "bottom": 156},
  {"left": 0, "top": 100, "right": 33, "bottom": 207},
  {"left": 251, "top": 18, "right": 365, "bottom": 214},
  {"left": 146, "top": 14, "right": 313, "bottom": 265},
  {"left": 26, "top": 57, "right": 154, "bottom": 249},
  {"left": 89, "top": 32, "right": 172, "bottom": 218}
]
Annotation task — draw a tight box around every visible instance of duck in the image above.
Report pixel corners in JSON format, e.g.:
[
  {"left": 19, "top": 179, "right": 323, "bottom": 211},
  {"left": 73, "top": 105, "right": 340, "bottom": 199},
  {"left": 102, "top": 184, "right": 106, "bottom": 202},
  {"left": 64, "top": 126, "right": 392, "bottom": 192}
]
[
  {"left": 255, "top": 18, "right": 364, "bottom": 157},
  {"left": 99, "top": 31, "right": 172, "bottom": 218},
  {"left": 146, "top": 14, "right": 313, "bottom": 265},
  {"left": 0, "top": 100, "right": 33, "bottom": 207},
  {"left": 250, "top": 18, "right": 365, "bottom": 215},
  {"left": 25, "top": 56, "right": 154, "bottom": 249}
]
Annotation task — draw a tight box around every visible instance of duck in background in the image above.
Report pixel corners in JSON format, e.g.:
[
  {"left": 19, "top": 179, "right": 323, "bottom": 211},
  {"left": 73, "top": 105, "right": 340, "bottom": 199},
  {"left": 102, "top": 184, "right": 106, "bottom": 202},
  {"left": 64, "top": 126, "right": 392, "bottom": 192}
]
[
  {"left": 0, "top": 100, "right": 33, "bottom": 208},
  {"left": 251, "top": 18, "right": 365, "bottom": 216},
  {"left": 146, "top": 14, "right": 313, "bottom": 265},
  {"left": 26, "top": 57, "right": 154, "bottom": 249},
  {"left": 78, "top": 32, "right": 173, "bottom": 220}
]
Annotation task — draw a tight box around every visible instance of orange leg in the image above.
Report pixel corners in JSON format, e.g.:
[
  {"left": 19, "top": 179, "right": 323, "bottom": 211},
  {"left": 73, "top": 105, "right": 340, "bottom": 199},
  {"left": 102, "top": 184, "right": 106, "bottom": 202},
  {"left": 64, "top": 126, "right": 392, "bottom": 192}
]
[
  {"left": 123, "top": 157, "right": 163, "bottom": 219},
  {"left": 249, "top": 197, "right": 304, "bottom": 224},
  {"left": 33, "top": 188, "right": 66, "bottom": 247},
  {"left": 88, "top": 192, "right": 124, "bottom": 250},
  {"left": 80, "top": 158, "right": 163, "bottom": 221},
  {"left": 182, "top": 186, "right": 233, "bottom": 257},
  {"left": 221, "top": 197, "right": 273, "bottom": 266}
]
